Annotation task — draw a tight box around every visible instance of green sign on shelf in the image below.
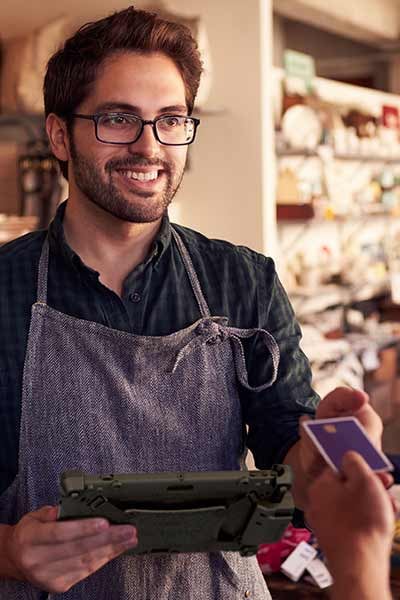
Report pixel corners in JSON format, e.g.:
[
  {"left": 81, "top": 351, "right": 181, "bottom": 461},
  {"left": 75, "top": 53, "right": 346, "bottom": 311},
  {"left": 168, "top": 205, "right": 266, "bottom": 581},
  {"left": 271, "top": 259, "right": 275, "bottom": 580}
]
[{"left": 284, "top": 49, "right": 315, "bottom": 90}]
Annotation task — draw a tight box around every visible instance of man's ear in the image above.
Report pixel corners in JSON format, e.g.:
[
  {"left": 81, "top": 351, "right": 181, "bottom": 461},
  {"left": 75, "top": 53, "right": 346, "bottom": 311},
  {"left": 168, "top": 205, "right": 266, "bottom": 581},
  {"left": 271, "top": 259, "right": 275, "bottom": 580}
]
[{"left": 46, "top": 113, "right": 71, "bottom": 162}]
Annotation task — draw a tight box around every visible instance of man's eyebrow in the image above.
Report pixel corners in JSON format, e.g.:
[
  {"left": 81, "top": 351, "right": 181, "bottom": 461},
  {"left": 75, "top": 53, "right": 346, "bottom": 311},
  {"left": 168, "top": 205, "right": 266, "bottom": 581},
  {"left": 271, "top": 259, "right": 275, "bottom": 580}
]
[
  {"left": 94, "top": 102, "right": 188, "bottom": 114},
  {"left": 158, "top": 105, "right": 188, "bottom": 114},
  {"left": 94, "top": 102, "right": 141, "bottom": 113}
]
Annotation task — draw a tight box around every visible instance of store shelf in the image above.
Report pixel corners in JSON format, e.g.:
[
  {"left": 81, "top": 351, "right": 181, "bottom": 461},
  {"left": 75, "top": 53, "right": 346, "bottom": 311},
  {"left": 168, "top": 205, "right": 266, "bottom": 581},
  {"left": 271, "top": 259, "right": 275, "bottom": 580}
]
[
  {"left": 276, "top": 147, "right": 400, "bottom": 163},
  {"left": 290, "top": 285, "right": 348, "bottom": 316},
  {"left": 277, "top": 210, "right": 398, "bottom": 225},
  {"left": 290, "top": 282, "right": 390, "bottom": 317}
]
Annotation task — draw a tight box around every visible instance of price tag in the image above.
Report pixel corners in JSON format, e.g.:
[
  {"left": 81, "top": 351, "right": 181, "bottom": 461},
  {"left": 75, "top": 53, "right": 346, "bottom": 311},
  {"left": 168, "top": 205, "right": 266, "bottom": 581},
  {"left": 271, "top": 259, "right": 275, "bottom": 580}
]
[
  {"left": 306, "top": 557, "right": 333, "bottom": 589},
  {"left": 280, "top": 541, "right": 317, "bottom": 582}
]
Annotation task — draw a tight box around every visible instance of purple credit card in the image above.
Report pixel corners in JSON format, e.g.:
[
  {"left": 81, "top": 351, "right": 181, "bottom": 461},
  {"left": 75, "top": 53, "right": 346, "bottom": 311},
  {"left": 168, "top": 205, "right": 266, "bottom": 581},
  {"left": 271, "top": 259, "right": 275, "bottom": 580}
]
[{"left": 302, "top": 416, "right": 393, "bottom": 473}]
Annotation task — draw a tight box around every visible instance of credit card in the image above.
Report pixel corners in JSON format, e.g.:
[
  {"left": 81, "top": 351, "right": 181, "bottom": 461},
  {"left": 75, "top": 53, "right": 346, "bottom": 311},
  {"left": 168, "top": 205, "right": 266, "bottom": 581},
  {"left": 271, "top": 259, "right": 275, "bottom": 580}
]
[{"left": 302, "top": 416, "right": 393, "bottom": 473}]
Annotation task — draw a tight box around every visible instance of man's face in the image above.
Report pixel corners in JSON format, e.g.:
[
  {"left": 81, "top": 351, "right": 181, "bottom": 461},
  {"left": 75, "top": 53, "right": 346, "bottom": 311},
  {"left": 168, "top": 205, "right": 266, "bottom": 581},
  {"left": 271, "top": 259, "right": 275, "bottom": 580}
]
[{"left": 68, "top": 52, "right": 189, "bottom": 223}]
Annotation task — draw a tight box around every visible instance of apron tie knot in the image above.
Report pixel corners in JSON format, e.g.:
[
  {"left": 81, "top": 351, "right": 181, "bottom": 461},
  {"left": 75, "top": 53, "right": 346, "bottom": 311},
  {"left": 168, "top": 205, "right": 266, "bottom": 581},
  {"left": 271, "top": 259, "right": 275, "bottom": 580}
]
[
  {"left": 197, "top": 319, "right": 229, "bottom": 344},
  {"left": 171, "top": 319, "right": 280, "bottom": 391},
  {"left": 171, "top": 319, "right": 227, "bottom": 373}
]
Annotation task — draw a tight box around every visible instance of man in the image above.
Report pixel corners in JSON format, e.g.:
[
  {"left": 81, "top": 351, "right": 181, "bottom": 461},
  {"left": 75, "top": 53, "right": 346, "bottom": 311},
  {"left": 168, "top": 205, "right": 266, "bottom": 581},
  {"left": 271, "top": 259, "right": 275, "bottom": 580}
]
[
  {"left": 0, "top": 6, "right": 383, "bottom": 599},
  {"left": 306, "top": 451, "right": 396, "bottom": 600}
]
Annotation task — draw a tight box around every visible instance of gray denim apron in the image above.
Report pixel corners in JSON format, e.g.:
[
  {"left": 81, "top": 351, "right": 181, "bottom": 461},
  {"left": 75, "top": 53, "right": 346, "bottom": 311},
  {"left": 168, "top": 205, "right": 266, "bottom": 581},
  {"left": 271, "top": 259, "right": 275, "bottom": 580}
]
[{"left": 0, "top": 227, "right": 279, "bottom": 599}]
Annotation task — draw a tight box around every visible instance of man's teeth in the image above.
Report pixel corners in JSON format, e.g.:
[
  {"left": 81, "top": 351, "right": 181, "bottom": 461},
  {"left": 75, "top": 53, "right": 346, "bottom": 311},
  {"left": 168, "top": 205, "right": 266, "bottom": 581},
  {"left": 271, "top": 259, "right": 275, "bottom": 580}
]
[{"left": 121, "top": 170, "right": 159, "bottom": 181}]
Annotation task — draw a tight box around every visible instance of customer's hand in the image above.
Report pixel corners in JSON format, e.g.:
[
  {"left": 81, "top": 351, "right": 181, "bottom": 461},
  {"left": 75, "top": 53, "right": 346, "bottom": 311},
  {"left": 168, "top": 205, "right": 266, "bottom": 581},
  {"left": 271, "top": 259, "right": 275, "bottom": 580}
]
[
  {"left": 306, "top": 451, "right": 395, "bottom": 571},
  {"left": 3, "top": 505, "right": 137, "bottom": 593},
  {"left": 298, "top": 387, "right": 389, "bottom": 486}
]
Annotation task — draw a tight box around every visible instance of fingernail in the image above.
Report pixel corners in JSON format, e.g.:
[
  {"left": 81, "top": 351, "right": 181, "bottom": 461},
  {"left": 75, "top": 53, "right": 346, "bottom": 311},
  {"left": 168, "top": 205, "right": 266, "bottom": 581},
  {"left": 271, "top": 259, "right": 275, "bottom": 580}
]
[
  {"left": 119, "top": 527, "right": 136, "bottom": 541},
  {"left": 123, "top": 536, "right": 138, "bottom": 548},
  {"left": 94, "top": 519, "right": 109, "bottom": 531}
]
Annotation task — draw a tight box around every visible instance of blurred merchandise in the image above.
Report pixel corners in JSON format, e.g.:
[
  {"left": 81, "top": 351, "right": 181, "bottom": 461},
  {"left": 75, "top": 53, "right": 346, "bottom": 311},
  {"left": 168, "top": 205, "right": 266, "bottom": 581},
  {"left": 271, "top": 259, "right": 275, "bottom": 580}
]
[
  {"left": 343, "top": 241, "right": 388, "bottom": 287},
  {"left": 277, "top": 204, "right": 314, "bottom": 221},
  {"left": 258, "top": 522, "right": 333, "bottom": 590},
  {"left": 342, "top": 109, "right": 377, "bottom": 140},
  {"left": 257, "top": 523, "right": 311, "bottom": 575},
  {"left": 390, "top": 259, "right": 400, "bottom": 304},
  {"left": 387, "top": 233, "right": 400, "bottom": 304},
  {"left": 281, "top": 105, "right": 322, "bottom": 151},
  {"left": 19, "top": 145, "right": 62, "bottom": 228},
  {"left": 382, "top": 105, "right": 400, "bottom": 130},
  {"left": 276, "top": 168, "right": 300, "bottom": 204},
  {"left": 276, "top": 155, "right": 326, "bottom": 221},
  {"left": 0, "top": 115, "right": 63, "bottom": 228},
  {"left": 283, "top": 50, "right": 316, "bottom": 96},
  {"left": 276, "top": 73, "right": 400, "bottom": 161}
]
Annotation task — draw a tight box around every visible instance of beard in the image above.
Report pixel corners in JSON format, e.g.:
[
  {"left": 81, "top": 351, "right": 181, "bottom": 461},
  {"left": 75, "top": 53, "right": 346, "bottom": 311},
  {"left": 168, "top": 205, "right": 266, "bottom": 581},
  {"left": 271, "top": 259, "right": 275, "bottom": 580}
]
[{"left": 69, "top": 139, "right": 185, "bottom": 223}]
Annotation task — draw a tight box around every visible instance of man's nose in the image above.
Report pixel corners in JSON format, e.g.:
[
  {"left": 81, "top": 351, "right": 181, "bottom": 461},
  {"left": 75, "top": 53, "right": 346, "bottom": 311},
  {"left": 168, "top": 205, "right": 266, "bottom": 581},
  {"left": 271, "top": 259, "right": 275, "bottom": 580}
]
[{"left": 127, "top": 122, "right": 160, "bottom": 157}]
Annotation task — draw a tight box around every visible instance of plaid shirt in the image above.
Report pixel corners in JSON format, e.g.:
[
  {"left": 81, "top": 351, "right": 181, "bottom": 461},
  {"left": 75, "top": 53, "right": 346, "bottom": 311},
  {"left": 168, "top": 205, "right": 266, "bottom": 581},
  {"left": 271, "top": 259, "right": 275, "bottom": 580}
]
[{"left": 0, "top": 202, "right": 318, "bottom": 494}]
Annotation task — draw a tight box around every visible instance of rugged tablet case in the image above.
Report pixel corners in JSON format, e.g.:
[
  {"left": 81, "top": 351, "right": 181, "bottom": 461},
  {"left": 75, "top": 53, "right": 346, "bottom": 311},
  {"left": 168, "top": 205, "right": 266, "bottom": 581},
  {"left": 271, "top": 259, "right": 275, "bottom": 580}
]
[{"left": 58, "top": 466, "right": 294, "bottom": 557}]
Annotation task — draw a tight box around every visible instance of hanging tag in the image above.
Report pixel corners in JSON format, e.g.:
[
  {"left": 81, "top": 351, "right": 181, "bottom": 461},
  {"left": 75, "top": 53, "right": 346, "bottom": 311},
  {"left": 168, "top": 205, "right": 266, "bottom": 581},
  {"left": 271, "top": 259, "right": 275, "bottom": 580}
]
[
  {"left": 306, "top": 557, "right": 333, "bottom": 589},
  {"left": 280, "top": 541, "right": 317, "bottom": 582}
]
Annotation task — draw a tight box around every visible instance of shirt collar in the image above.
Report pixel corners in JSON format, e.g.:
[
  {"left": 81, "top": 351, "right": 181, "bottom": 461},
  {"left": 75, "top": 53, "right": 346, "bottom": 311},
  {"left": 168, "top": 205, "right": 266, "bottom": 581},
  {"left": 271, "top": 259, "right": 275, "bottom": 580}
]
[{"left": 48, "top": 200, "right": 172, "bottom": 274}]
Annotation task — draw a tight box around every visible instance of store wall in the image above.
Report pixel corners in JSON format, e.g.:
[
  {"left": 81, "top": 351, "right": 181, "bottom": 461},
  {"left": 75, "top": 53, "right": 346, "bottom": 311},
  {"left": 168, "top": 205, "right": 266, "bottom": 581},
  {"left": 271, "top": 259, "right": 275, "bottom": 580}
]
[{"left": 167, "top": 0, "right": 264, "bottom": 251}]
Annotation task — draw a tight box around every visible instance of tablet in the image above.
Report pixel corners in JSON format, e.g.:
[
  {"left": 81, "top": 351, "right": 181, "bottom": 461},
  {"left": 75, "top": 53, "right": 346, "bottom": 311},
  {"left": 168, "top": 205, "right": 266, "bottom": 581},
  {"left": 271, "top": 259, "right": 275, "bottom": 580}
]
[{"left": 58, "top": 466, "right": 294, "bottom": 557}]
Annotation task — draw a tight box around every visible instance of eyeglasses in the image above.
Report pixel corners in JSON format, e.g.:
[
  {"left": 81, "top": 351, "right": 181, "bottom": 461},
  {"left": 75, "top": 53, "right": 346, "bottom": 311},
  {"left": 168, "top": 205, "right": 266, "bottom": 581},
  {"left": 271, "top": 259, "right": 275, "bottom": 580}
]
[{"left": 71, "top": 112, "right": 200, "bottom": 146}]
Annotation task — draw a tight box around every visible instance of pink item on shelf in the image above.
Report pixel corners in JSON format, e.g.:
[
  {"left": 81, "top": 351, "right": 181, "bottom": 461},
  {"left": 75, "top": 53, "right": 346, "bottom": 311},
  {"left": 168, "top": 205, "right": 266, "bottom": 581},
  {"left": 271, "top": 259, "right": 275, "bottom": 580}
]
[{"left": 256, "top": 523, "right": 312, "bottom": 574}]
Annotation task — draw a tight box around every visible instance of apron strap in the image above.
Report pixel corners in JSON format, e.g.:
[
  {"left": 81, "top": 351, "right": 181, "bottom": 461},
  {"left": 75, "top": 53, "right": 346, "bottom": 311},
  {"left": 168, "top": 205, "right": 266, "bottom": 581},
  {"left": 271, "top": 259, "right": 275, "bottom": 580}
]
[
  {"left": 172, "top": 319, "right": 280, "bottom": 392},
  {"left": 171, "top": 228, "right": 211, "bottom": 319},
  {"left": 36, "top": 236, "right": 50, "bottom": 304},
  {"left": 228, "top": 325, "right": 280, "bottom": 391},
  {"left": 36, "top": 228, "right": 212, "bottom": 313}
]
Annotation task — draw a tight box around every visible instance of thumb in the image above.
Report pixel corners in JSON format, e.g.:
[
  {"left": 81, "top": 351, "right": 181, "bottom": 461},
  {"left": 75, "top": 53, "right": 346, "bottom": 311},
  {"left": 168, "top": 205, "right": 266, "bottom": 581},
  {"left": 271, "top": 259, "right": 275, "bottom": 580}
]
[
  {"left": 341, "top": 451, "right": 372, "bottom": 485},
  {"left": 30, "top": 505, "right": 59, "bottom": 523},
  {"left": 317, "top": 386, "right": 368, "bottom": 419}
]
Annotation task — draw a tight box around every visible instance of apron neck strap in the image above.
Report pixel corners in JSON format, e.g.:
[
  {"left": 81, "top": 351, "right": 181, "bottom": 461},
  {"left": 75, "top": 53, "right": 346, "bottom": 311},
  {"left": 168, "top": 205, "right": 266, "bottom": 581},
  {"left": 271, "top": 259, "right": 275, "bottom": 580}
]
[
  {"left": 36, "top": 236, "right": 50, "bottom": 304},
  {"left": 36, "top": 228, "right": 212, "bottom": 316},
  {"left": 171, "top": 227, "right": 211, "bottom": 319}
]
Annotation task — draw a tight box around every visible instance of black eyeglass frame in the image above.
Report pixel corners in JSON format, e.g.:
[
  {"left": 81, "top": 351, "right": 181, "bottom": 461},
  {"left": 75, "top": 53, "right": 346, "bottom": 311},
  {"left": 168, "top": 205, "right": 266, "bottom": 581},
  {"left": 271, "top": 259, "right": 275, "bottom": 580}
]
[{"left": 71, "top": 112, "right": 201, "bottom": 146}]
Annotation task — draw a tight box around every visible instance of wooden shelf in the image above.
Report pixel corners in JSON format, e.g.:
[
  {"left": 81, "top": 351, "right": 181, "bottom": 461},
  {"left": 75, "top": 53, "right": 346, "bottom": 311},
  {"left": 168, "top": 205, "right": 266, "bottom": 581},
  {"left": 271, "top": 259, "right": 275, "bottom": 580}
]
[{"left": 276, "top": 148, "right": 400, "bottom": 163}]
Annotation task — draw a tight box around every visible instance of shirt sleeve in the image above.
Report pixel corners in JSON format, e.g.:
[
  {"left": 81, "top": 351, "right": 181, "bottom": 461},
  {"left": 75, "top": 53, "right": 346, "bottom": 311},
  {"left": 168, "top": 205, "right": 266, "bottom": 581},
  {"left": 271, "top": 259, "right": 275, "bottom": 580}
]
[{"left": 240, "top": 258, "right": 320, "bottom": 469}]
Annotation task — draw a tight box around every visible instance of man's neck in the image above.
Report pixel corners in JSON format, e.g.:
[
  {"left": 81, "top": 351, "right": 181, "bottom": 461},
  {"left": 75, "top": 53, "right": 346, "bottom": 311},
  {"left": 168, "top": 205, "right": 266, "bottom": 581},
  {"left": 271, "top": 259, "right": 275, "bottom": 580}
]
[{"left": 62, "top": 198, "right": 163, "bottom": 296}]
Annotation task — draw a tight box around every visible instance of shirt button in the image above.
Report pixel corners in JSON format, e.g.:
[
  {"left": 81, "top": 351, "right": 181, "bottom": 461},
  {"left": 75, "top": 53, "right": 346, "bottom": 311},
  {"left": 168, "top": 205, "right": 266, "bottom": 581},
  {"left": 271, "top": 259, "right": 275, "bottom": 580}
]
[
  {"left": 129, "top": 292, "right": 141, "bottom": 303},
  {"left": 244, "top": 592, "right": 251, "bottom": 598}
]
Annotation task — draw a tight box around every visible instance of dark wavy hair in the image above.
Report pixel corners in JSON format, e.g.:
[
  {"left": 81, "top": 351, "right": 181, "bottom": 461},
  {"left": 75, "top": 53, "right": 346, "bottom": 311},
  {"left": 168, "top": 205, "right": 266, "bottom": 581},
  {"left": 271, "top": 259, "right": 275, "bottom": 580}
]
[{"left": 44, "top": 6, "right": 203, "bottom": 178}]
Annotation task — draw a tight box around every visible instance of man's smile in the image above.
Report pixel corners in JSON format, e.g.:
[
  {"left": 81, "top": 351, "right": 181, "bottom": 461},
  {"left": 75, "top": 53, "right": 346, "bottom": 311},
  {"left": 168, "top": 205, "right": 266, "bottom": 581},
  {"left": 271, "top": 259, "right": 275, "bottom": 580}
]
[{"left": 113, "top": 167, "right": 166, "bottom": 193}]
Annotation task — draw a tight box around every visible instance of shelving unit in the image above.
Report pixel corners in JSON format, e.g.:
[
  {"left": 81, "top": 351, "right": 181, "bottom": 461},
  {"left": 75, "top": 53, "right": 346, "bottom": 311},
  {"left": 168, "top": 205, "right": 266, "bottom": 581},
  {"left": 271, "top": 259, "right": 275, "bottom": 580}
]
[
  {"left": 277, "top": 148, "right": 400, "bottom": 163},
  {"left": 271, "top": 71, "right": 400, "bottom": 418}
]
